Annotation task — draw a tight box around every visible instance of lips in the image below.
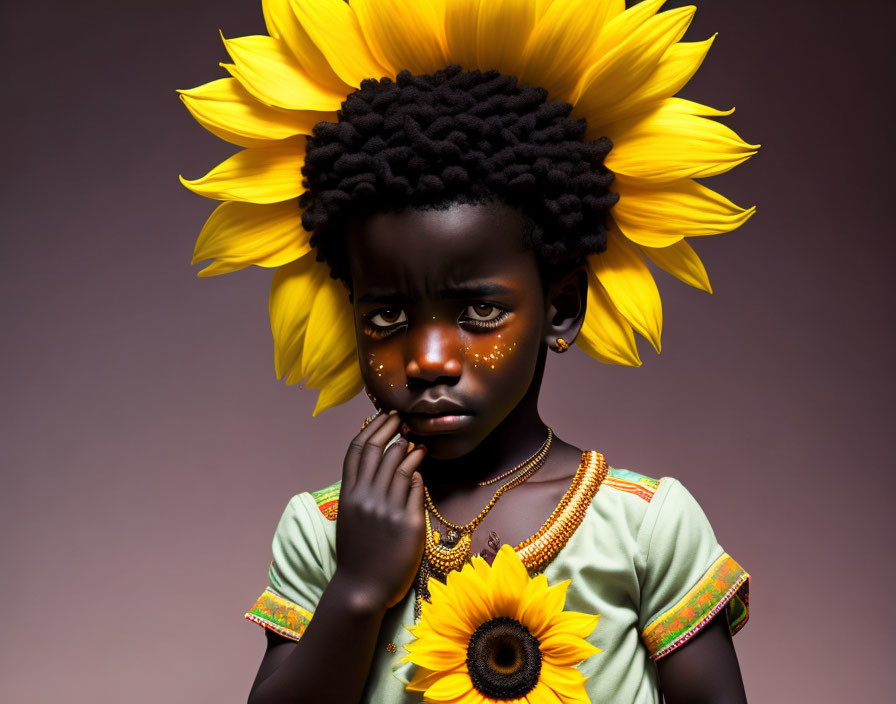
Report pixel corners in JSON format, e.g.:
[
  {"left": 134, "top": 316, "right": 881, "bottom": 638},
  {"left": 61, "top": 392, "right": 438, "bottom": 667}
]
[
  {"left": 407, "top": 397, "right": 470, "bottom": 415},
  {"left": 404, "top": 397, "right": 473, "bottom": 434}
]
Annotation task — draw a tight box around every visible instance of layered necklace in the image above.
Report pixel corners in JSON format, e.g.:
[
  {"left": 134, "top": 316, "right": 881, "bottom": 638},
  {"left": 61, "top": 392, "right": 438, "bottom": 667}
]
[{"left": 414, "top": 427, "right": 553, "bottom": 617}]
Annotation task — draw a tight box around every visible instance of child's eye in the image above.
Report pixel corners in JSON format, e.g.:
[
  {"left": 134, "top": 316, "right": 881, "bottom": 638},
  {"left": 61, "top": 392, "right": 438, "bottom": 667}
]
[
  {"left": 465, "top": 303, "right": 502, "bottom": 321},
  {"left": 461, "top": 303, "right": 509, "bottom": 329},
  {"left": 368, "top": 307, "right": 407, "bottom": 328}
]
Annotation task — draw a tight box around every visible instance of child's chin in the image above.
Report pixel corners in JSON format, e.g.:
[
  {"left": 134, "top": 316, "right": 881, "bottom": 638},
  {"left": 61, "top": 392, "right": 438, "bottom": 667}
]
[{"left": 410, "top": 430, "right": 482, "bottom": 461}]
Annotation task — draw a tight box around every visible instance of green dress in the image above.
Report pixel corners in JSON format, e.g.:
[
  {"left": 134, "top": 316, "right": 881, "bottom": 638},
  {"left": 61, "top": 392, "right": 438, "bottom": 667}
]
[{"left": 245, "top": 460, "right": 749, "bottom": 703}]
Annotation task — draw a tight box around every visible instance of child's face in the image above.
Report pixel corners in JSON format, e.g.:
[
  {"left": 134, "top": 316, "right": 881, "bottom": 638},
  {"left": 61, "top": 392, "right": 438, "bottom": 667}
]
[{"left": 347, "top": 202, "right": 549, "bottom": 459}]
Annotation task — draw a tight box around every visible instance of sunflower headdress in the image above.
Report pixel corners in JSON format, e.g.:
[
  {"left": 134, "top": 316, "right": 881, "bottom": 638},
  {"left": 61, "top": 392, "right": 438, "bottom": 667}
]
[{"left": 180, "top": 0, "right": 758, "bottom": 415}]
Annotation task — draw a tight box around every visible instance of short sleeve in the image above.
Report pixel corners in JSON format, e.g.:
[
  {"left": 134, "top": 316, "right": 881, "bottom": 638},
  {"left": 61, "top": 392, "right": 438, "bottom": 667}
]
[
  {"left": 244, "top": 493, "right": 336, "bottom": 642},
  {"left": 637, "top": 478, "right": 750, "bottom": 660}
]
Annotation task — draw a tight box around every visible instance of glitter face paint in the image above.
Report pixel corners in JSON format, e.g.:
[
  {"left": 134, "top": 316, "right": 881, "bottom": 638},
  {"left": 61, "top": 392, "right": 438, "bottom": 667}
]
[{"left": 346, "top": 203, "right": 553, "bottom": 460}]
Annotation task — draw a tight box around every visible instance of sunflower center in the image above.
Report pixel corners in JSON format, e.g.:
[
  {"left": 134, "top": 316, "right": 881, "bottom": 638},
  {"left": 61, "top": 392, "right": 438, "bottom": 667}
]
[{"left": 466, "top": 616, "right": 542, "bottom": 699}]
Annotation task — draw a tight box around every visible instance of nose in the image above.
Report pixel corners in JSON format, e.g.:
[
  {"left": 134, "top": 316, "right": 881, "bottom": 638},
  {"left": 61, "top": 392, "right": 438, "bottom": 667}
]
[{"left": 405, "top": 323, "right": 462, "bottom": 383}]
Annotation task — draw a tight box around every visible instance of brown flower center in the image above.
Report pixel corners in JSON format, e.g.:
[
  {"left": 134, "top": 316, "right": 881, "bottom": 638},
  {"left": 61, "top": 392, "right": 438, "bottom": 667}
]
[{"left": 466, "top": 616, "right": 542, "bottom": 699}]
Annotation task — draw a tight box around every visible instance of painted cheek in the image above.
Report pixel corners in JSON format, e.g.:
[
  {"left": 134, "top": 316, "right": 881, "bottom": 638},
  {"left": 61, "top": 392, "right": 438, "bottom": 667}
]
[
  {"left": 464, "top": 333, "right": 518, "bottom": 371},
  {"left": 365, "top": 351, "right": 406, "bottom": 390}
]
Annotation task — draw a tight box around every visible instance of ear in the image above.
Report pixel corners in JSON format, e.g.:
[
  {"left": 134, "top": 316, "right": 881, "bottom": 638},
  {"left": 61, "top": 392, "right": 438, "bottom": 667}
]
[{"left": 543, "top": 265, "right": 587, "bottom": 351}]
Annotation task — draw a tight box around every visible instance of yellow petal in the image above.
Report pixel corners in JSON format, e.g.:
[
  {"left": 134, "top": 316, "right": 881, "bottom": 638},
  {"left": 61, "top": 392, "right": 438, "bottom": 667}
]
[
  {"left": 423, "top": 574, "right": 486, "bottom": 642},
  {"left": 539, "top": 631, "right": 600, "bottom": 667},
  {"left": 445, "top": 566, "right": 494, "bottom": 631},
  {"left": 538, "top": 663, "right": 590, "bottom": 703},
  {"left": 421, "top": 668, "right": 474, "bottom": 703},
  {"left": 517, "top": 0, "right": 621, "bottom": 102},
  {"left": 221, "top": 33, "right": 345, "bottom": 111},
  {"left": 577, "top": 0, "right": 663, "bottom": 71},
  {"left": 488, "top": 544, "right": 532, "bottom": 617},
  {"left": 291, "top": 0, "right": 390, "bottom": 86},
  {"left": 261, "top": 0, "right": 351, "bottom": 93},
  {"left": 311, "top": 358, "right": 364, "bottom": 415},
  {"left": 589, "top": 224, "right": 663, "bottom": 352},
  {"left": 407, "top": 665, "right": 449, "bottom": 692},
  {"left": 476, "top": 0, "right": 538, "bottom": 75},
  {"left": 577, "top": 266, "right": 641, "bottom": 366},
  {"left": 300, "top": 273, "right": 356, "bottom": 387},
  {"left": 603, "top": 98, "right": 760, "bottom": 184},
  {"left": 353, "top": 0, "right": 447, "bottom": 76},
  {"left": 525, "top": 680, "right": 564, "bottom": 704},
  {"left": 269, "top": 253, "right": 320, "bottom": 379},
  {"left": 542, "top": 611, "right": 601, "bottom": 641},
  {"left": 639, "top": 240, "right": 712, "bottom": 293},
  {"left": 518, "top": 579, "right": 570, "bottom": 639},
  {"left": 178, "top": 78, "right": 334, "bottom": 148},
  {"left": 613, "top": 176, "right": 756, "bottom": 247},
  {"left": 573, "top": 5, "right": 695, "bottom": 121},
  {"left": 403, "top": 635, "right": 467, "bottom": 671},
  {"left": 192, "top": 200, "right": 309, "bottom": 276},
  {"left": 589, "top": 36, "right": 716, "bottom": 127},
  {"left": 179, "top": 142, "right": 305, "bottom": 203},
  {"left": 444, "top": 0, "right": 480, "bottom": 69},
  {"left": 513, "top": 573, "right": 548, "bottom": 625}
]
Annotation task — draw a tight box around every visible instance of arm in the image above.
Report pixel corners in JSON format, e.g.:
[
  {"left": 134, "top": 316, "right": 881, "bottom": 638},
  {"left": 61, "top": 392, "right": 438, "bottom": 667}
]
[
  {"left": 247, "top": 411, "right": 426, "bottom": 704},
  {"left": 247, "top": 573, "right": 388, "bottom": 704},
  {"left": 656, "top": 610, "right": 747, "bottom": 704}
]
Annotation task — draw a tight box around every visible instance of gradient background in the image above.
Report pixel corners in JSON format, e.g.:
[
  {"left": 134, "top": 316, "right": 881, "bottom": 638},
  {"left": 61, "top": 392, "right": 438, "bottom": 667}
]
[{"left": 1, "top": 0, "right": 892, "bottom": 701}]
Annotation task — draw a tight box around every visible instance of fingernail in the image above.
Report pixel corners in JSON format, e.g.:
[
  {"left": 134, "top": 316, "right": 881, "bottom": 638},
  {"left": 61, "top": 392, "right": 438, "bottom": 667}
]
[
  {"left": 388, "top": 409, "right": 398, "bottom": 415},
  {"left": 407, "top": 441, "right": 416, "bottom": 452}
]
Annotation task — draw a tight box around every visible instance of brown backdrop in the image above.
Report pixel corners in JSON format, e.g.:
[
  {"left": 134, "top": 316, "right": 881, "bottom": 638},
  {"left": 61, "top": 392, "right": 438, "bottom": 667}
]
[{"left": 1, "top": 0, "right": 892, "bottom": 701}]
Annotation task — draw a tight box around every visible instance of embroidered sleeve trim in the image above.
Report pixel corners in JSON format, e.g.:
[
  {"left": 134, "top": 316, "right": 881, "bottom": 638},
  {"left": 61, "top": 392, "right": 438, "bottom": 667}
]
[
  {"left": 603, "top": 468, "right": 660, "bottom": 502},
  {"left": 310, "top": 480, "right": 341, "bottom": 520},
  {"left": 641, "top": 553, "right": 750, "bottom": 661},
  {"left": 244, "top": 587, "right": 314, "bottom": 642}
]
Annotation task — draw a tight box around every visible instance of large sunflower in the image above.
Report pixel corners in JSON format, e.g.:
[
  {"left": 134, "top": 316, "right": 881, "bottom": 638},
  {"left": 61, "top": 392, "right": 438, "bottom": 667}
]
[
  {"left": 179, "top": 0, "right": 758, "bottom": 415},
  {"left": 403, "top": 544, "right": 600, "bottom": 703}
]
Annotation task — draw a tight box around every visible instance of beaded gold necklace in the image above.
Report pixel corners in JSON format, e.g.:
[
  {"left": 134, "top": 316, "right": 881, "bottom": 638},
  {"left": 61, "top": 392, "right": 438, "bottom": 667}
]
[{"left": 413, "top": 450, "right": 609, "bottom": 619}]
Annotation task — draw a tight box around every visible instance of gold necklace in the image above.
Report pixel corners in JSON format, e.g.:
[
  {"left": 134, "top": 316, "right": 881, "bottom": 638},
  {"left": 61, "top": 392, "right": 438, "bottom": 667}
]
[
  {"left": 476, "top": 427, "right": 553, "bottom": 485},
  {"left": 423, "top": 432, "right": 552, "bottom": 533},
  {"left": 413, "top": 450, "right": 608, "bottom": 620},
  {"left": 422, "top": 435, "right": 552, "bottom": 573}
]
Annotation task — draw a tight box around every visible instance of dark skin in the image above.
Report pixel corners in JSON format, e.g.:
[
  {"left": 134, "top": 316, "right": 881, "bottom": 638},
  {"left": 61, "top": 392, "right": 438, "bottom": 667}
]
[{"left": 247, "top": 203, "right": 747, "bottom": 704}]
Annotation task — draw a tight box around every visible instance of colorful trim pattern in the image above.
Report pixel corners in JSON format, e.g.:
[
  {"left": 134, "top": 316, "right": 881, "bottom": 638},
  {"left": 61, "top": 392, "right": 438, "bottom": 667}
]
[
  {"left": 310, "top": 480, "right": 341, "bottom": 520},
  {"left": 245, "top": 587, "right": 314, "bottom": 642},
  {"left": 603, "top": 468, "right": 661, "bottom": 502},
  {"left": 641, "top": 553, "right": 750, "bottom": 660}
]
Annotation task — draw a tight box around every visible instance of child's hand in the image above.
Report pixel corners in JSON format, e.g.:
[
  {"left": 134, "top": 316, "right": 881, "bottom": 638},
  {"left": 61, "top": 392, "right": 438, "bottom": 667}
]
[{"left": 333, "top": 410, "right": 426, "bottom": 610}]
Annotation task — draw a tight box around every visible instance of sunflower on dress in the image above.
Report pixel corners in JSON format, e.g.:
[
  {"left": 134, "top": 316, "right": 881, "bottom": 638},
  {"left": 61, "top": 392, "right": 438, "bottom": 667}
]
[{"left": 403, "top": 544, "right": 600, "bottom": 704}]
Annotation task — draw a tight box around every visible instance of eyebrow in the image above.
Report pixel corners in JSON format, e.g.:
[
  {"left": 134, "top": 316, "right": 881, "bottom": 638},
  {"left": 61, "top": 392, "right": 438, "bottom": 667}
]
[{"left": 357, "top": 282, "right": 515, "bottom": 304}]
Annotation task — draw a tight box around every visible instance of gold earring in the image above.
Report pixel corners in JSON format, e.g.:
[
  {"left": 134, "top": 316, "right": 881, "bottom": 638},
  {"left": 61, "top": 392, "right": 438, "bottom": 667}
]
[{"left": 554, "top": 338, "right": 569, "bottom": 353}]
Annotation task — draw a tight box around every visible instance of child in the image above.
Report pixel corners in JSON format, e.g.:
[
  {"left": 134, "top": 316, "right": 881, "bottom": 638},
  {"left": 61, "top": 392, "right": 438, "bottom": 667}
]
[{"left": 180, "top": 1, "right": 755, "bottom": 702}]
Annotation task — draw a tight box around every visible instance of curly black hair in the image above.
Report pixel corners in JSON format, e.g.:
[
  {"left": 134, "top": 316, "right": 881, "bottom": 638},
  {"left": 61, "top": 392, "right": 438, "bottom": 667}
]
[{"left": 299, "top": 65, "right": 618, "bottom": 285}]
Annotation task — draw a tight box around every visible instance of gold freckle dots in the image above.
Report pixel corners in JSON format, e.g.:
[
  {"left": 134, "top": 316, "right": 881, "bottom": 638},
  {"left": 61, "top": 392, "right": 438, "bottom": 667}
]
[{"left": 468, "top": 341, "right": 513, "bottom": 370}]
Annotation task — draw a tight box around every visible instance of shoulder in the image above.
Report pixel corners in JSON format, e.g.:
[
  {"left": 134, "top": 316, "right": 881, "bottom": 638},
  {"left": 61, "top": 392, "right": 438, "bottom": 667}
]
[
  {"left": 307, "top": 478, "right": 342, "bottom": 521},
  {"left": 592, "top": 467, "right": 695, "bottom": 543},
  {"left": 602, "top": 467, "right": 664, "bottom": 503}
]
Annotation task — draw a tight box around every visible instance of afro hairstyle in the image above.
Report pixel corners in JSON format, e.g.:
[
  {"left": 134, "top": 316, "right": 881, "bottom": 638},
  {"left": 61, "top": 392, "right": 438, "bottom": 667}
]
[{"left": 299, "top": 65, "right": 619, "bottom": 286}]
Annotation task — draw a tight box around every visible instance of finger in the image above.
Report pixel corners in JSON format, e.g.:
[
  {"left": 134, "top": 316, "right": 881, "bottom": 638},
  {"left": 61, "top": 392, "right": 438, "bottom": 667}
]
[
  {"left": 342, "top": 410, "right": 389, "bottom": 492},
  {"left": 404, "top": 466, "right": 425, "bottom": 514},
  {"left": 356, "top": 412, "right": 403, "bottom": 488},
  {"left": 389, "top": 446, "right": 426, "bottom": 506},
  {"left": 372, "top": 437, "right": 411, "bottom": 497}
]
